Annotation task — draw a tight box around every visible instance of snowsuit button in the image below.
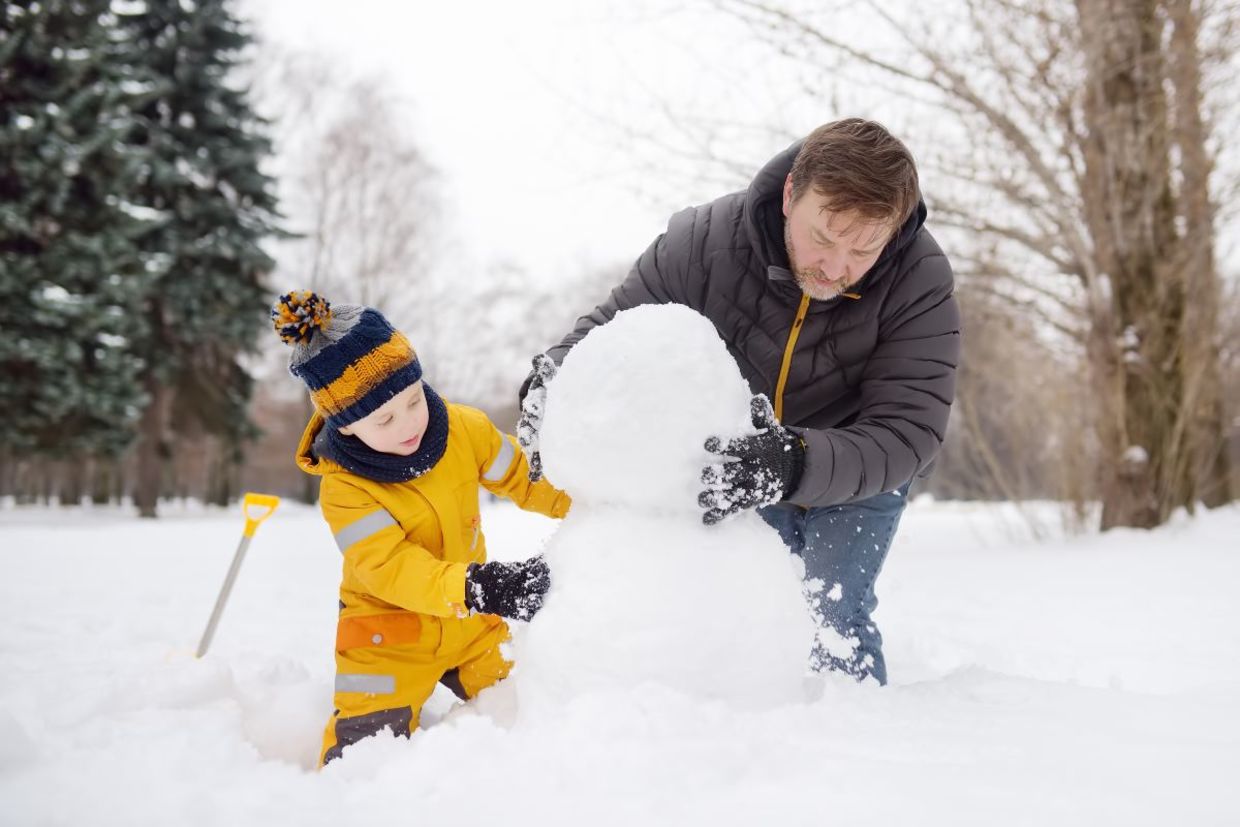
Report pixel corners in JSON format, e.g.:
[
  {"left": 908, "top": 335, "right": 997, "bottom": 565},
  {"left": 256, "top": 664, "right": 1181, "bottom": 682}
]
[{"left": 371, "top": 634, "right": 383, "bottom": 645}]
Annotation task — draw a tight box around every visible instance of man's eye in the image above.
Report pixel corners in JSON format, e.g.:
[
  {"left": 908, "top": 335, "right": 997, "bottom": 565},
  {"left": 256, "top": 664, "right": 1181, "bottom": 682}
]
[
  {"left": 408, "top": 397, "right": 421, "bottom": 408},
  {"left": 378, "top": 418, "right": 393, "bottom": 427}
]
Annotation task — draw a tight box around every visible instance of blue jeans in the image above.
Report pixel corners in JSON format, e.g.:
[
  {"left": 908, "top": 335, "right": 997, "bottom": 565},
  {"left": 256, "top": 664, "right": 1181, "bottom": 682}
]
[{"left": 758, "top": 482, "right": 910, "bottom": 685}]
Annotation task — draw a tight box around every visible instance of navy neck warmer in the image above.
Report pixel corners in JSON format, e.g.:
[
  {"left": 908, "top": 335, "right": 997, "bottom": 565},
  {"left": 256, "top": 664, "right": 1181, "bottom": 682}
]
[{"left": 318, "top": 384, "right": 450, "bottom": 483}]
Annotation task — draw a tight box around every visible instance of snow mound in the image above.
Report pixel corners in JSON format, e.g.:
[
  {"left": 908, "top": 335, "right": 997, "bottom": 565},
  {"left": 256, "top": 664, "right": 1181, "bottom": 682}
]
[{"left": 515, "top": 304, "right": 815, "bottom": 709}]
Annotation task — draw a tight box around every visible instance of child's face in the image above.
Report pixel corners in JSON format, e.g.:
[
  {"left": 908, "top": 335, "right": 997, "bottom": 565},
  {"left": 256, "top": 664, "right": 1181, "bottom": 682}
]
[{"left": 338, "top": 381, "right": 431, "bottom": 456}]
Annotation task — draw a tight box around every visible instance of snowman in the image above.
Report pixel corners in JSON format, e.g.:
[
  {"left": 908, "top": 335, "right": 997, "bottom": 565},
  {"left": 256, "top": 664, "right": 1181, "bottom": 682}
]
[{"left": 509, "top": 304, "right": 816, "bottom": 715}]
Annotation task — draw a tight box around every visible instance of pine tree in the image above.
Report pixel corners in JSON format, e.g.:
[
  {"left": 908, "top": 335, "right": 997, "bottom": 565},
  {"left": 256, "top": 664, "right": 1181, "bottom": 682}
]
[
  {"left": 112, "top": 0, "right": 281, "bottom": 516},
  {"left": 0, "top": 1, "right": 151, "bottom": 468}
]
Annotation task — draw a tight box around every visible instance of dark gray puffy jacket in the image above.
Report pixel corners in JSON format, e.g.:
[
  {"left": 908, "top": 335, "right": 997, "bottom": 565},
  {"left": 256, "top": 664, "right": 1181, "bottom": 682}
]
[{"left": 547, "top": 141, "right": 960, "bottom": 507}]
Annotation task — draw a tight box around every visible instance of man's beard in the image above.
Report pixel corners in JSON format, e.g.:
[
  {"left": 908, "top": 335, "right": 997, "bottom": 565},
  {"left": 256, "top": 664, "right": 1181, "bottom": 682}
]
[{"left": 785, "top": 222, "right": 845, "bottom": 301}]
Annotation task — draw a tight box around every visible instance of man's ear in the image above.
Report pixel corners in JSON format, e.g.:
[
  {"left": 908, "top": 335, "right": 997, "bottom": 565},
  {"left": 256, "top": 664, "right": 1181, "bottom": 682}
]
[
  {"left": 338, "top": 424, "right": 354, "bottom": 436},
  {"left": 782, "top": 175, "right": 794, "bottom": 217}
]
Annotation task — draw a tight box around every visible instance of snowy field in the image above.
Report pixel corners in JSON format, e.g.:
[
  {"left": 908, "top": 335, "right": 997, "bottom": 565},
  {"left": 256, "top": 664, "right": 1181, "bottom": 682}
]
[{"left": 1, "top": 497, "right": 1238, "bottom": 826}]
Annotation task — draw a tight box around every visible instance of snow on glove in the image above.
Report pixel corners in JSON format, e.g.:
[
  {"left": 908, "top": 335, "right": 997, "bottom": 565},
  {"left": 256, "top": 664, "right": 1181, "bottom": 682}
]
[
  {"left": 516, "top": 353, "right": 558, "bottom": 482},
  {"left": 465, "top": 555, "right": 552, "bottom": 621},
  {"left": 698, "top": 394, "right": 806, "bottom": 526}
]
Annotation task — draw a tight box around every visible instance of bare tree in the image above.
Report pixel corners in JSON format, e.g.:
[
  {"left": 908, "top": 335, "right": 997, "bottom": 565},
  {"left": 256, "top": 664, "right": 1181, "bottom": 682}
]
[
  {"left": 246, "top": 55, "right": 445, "bottom": 501},
  {"left": 695, "top": 0, "right": 1238, "bottom": 528},
  {"left": 269, "top": 73, "right": 441, "bottom": 318}
]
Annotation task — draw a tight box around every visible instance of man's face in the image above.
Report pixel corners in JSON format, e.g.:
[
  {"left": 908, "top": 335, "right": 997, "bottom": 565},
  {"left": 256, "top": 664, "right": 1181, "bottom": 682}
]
[
  {"left": 782, "top": 176, "right": 892, "bottom": 300},
  {"left": 338, "top": 380, "right": 430, "bottom": 456}
]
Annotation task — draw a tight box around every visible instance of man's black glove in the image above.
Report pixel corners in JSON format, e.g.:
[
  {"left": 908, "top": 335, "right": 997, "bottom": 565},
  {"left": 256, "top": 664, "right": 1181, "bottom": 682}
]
[
  {"left": 465, "top": 556, "right": 551, "bottom": 621},
  {"left": 698, "top": 394, "right": 805, "bottom": 526},
  {"left": 516, "top": 354, "right": 558, "bottom": 482}
]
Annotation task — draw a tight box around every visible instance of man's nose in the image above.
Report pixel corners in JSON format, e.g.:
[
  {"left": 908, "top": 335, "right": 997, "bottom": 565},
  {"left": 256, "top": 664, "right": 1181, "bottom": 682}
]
[{"left": 819, "top": 252, "right": 847, "bottom": 278}]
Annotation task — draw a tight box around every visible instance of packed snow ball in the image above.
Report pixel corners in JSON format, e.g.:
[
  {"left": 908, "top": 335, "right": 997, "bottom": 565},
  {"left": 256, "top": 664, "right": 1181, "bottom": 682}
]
[{"left": 539, "top": 303, "right": 755, "bottom": 512}]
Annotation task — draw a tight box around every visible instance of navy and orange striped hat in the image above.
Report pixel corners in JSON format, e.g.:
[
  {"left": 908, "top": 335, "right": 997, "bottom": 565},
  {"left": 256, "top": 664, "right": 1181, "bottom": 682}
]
[{"left": 272, "top": 291, "right": 423, "bottom": 428}]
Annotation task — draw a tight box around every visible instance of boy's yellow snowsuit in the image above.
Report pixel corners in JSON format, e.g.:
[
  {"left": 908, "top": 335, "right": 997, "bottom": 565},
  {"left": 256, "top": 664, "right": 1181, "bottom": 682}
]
[{"left": 296, "top": 402, "right": 570, "bottom": 766}]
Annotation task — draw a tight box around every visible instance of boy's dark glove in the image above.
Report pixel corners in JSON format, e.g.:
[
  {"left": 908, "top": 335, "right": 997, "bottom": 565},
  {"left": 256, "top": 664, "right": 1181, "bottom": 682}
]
[
  {"left": 465, "top": 556, "right": 551, "bottom": 621},
  {"left": 516, "top": 354, "right": 558, "bottom": 481},
  {"left": 698, "top": 394, "right": 805, "bottom": 526}
]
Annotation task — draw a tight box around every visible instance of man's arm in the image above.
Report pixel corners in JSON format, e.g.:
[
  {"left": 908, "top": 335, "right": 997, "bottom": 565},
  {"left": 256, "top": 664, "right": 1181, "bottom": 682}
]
[
  {"left": 546, "top": 207, "right": 695, "bottom": 364},
  {"left": 789, "top": 255, "right": 961, "bottom": 506}
]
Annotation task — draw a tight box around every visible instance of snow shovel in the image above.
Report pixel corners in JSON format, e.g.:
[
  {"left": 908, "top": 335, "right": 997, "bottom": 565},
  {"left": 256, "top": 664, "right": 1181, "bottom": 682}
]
[{"left": 195, "top": 492, "right": 281, "bottom": 658}]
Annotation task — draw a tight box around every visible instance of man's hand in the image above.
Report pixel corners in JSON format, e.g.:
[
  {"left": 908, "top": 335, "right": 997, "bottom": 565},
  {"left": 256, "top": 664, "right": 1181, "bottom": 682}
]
[
  {"left": 516, "top": 354, "right": 558, "bottom": 481},
  {"left": 465, "top": 556, "right": 552, "bottom": 621},
  {"left": 698, "top": 395, "right": 805, "bottom": 526}
]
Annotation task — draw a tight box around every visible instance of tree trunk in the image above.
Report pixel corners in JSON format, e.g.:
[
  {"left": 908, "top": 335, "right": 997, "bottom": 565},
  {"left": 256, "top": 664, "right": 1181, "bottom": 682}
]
[
  {"left": 91, "top": 459, "right": 116, "bottom": 506},
  {"left": 59, "top": 461, "right": 83, "bottom": 506},
  {"left": 1077, "top": 0, "right": 1190, "bottom": 529},
  {"left": 1166, "top": 0, "right": 1234, "bottom": 508},
  {"left": 38, "top": 465, "right": 53, "bottom": 506},
  {"left": 207, "top": 440, "right": 233, "bottom": 507},
  {"left": 134, "top": 376, "right": 172, "bottom": 518},
  {"left": 0, "top": 450, "right": 13, "bottom": 499},
  {"left": 14, "top": 460, "right": 36, "bottom": 505}
]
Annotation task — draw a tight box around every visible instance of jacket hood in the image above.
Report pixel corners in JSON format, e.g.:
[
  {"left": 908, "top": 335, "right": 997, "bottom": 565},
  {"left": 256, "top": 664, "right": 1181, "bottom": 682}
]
[
  {"left": 295, "top": 411, "right": 344, "bottom": 477},
  {"left": 742, "top": 139, "right": 928, "bottom": 288}
]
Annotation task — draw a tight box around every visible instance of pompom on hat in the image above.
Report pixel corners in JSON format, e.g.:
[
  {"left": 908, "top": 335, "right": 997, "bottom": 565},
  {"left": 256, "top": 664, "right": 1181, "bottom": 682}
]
[{"left": 272, "top": 290, "right": 424, "bottom": 429}]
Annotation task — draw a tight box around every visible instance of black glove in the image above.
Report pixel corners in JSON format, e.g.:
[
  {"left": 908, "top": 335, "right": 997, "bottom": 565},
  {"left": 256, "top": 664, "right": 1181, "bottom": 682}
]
[
  {"left": 465, "top": 556, "right": 551, "bottom": 621},
  {"left": 698, "top": 394, "right": 805, "bottom": 526},
  {"left": 516, "top": 354, "right": 558, "bottom": 481}
]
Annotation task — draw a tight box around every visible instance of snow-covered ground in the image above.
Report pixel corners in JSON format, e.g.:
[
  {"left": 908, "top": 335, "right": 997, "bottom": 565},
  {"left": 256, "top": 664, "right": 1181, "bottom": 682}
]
[{"left": 1, "top": 498, "right": 1238, "bottom": 826}]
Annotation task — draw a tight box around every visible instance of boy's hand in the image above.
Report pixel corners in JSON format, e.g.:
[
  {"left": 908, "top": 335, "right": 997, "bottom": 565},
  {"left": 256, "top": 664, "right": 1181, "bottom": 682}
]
[
  {"left": 465, "top": 556, "right": 551, "bottom": 621},
  {"left": 698, "top": 394, "right": 806, "bottom": 525},
  {"left": 516, "top": 354, "right": 558, "bottom": 481}
]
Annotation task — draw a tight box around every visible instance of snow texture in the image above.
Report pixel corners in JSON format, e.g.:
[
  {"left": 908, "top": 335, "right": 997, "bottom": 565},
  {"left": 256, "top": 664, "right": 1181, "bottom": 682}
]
[
  {"left": 1, "top": 500, "right": 1239, "bottom": 824},
  {"left": 538, "top": 304, "right": 753, "bottom": 512},
  {"left": 2, "top": 305, "right": 1238, "bottom": 823},
  {"left": 519, "top": 304, "right": 815, "bottom": 708}
]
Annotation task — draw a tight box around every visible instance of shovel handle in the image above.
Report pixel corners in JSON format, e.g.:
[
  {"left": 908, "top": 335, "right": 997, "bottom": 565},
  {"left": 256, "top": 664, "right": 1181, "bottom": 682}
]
[
  {"left": 195, "top": 493, "right": 281, "bottom": 658},
  {"left": 242, "top": 492, "right": 280, "bottom": 537}
]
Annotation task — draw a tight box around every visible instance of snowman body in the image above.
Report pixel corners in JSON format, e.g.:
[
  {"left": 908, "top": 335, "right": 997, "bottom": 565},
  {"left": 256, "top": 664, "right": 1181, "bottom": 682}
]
[{"left": 512, "top": 304, "right": 815, "bottom": 710}]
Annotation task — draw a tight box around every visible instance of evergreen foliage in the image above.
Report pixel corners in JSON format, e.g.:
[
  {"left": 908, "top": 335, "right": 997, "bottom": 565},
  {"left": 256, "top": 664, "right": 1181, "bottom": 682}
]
[
  {"left": 116, "top": 0, "right": 280, "bottom": 449},
  {"left": 0, "top": 1, "right": 151, "bottom": 459},
  {"left": 0, "top": 0, "right": 280, "bottom": 498}
]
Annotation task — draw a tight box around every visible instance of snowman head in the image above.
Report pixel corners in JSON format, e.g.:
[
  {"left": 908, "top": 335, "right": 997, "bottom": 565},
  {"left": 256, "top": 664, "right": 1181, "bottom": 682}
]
[{"left": 538, "top": 304, "right": 755, "bottom": 512}]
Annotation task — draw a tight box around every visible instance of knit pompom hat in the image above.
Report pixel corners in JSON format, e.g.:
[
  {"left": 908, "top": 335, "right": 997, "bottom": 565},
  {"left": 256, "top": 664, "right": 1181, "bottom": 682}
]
[{"left": 272, "top": 291, "right": 423, "bottom": 429}]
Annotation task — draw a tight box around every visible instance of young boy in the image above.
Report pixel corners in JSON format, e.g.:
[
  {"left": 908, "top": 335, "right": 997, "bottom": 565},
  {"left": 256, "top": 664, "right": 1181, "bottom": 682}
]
[{"left": 272, "top": 290, "right": 571, "bottom": 766}]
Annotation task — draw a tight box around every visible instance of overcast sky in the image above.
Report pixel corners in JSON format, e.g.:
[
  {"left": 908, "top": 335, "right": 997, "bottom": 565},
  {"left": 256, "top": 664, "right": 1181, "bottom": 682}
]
[
  {"left": 240, "top": 1, "right": 1240, "bottom": 293},
  {"left": 240, "top": 0, "right": 844, "bottom": 284}
]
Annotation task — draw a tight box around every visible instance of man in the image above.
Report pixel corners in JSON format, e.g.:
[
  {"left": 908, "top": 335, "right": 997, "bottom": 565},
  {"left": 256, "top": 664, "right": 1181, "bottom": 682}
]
[{"left": 520, "top": 119, "right": 960, "bottom": 685}]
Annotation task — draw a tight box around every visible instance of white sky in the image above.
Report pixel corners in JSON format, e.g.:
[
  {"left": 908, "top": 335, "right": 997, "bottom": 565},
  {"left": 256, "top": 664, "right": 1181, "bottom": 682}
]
[
  {"left": 240, "top": 0, "right": 1240, "bottom": 288},
  {"left": 240, "top": 0, "right": 842, "bottom": 283}
]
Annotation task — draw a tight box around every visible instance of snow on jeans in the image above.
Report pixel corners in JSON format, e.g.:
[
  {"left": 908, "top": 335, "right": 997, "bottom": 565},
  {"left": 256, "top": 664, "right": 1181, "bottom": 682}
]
[{"left": 758, "top": 482, "right": 911, "bottom": 686}]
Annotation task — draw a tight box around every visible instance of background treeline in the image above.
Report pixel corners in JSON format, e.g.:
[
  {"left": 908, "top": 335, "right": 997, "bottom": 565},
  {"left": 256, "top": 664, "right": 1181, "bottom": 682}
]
[
  {"left": 1, "top": 0, "right": 278, "bottom": 517},
  {"left": 2, "top": 0, "right": 1237, "bottom": 531}
]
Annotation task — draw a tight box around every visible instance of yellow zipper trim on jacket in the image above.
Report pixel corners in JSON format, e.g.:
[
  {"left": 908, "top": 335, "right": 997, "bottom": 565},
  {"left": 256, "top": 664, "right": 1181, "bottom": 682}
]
[{"left": 774, "top": 293, "right": 812, "bottom": 421}]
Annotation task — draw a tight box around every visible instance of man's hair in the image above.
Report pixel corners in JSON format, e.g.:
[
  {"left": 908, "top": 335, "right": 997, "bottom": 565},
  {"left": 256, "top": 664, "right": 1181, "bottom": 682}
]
[{"left": 788, "top": 118, "right": 920, "bottom": 227}]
